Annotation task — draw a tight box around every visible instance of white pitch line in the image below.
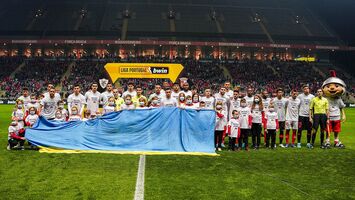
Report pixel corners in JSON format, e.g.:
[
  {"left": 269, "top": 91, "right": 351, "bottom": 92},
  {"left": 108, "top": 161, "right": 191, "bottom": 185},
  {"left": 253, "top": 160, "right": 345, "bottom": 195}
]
[{"left": 134, "top": 155, "right": 146, "bottom": 200}]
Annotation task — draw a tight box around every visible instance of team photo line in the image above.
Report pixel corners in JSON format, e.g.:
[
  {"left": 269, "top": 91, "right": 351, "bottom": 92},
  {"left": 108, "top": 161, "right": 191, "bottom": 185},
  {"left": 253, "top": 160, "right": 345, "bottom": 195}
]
[{"left": 8, "top": 78, "right": 346, "bottom": 153}]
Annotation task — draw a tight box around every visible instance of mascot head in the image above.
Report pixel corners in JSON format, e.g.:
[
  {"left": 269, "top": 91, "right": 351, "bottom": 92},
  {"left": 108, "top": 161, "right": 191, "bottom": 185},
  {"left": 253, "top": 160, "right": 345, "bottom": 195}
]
[{"left": 322, "top": 70, "right": 346, "bottom": 98}]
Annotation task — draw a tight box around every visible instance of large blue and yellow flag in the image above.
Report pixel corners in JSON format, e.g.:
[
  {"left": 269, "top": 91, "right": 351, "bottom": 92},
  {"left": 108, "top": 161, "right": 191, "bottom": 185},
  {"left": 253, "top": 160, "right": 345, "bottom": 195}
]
[{"left": 25, "top": 107, "right": 217, "bottom": 156}]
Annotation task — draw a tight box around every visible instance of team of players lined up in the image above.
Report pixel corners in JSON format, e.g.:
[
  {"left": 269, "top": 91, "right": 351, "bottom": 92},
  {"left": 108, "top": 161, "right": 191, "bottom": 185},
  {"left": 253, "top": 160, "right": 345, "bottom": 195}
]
[{"left": 8, "top": 81, "right": 346, "bottom": 151}]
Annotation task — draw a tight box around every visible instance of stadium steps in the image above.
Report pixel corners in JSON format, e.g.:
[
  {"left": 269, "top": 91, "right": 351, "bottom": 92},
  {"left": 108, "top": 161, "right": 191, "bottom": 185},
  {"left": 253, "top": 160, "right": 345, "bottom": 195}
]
[
  {"left": 10, "top": 61, "right": 26, "bottom": 78},
  {"left": 316, "top": 63, "right": 355, "bottom": 88},
  {"left": 218, "top": 64, "right": 232, "bottom": 81},
  {"left": 312, "top": 65, "right": 327, "bottom": 78},
  {"left": 301, "top": 24, "right": 313, "bottom": 37},
  {"left": 329, "top": 65, "right": 354, "bottom": 80},
  {"left": 288, "top": 10, "right": 313, "bottom": 37},
  {"left": 258, "top": 22, "right": 274, "bottom": 43},
  {"left": 313, "top": 63, "right": 355, "bottom": 103},
  {"left": 312, "top": 63, "right": 355, "bottom": 80},
  {"left": 74, "top": 4, "right": 88, "bottom": 31},
  {"left": 250, "top": 9, "right": 274, "bottom": 43},
  {"left": 26, "top": 4, "right": 46, "bottom": 31},
  {"left": 121, "top": 18, "right": 128, "bottom": 40},
  {"left": 26, "top": 18, "right": 37, "bottom": 31},
  {"left": 346, "top": 95, "right": 355, "bottom": 104},
  {"left": 169, "top": 17, "right": 176, "bottom": 40},
  {"left": 266, "top": 64, "right": 278, "bottom": 75},
  {"left": 215, "top": 21, "right": 223, "bottom": 33},
  {"left": 305, "top": 8, "right": 334, "bottom": 38},
  {"left": 214, "top": 19, "right": 225, "bottom": 42},
  {"left": 99, "top": 0, "right": 110, "bottom": 31},
  {"left": 58, "top": 61, "right": 76, "bottom": 90}
]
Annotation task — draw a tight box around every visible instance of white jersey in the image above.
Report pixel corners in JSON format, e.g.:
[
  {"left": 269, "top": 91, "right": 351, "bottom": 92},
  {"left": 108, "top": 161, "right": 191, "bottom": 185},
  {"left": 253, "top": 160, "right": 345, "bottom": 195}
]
[
  {"left": 297, "top": 93, "right": 315, "bottom": 117},
  {"left": 53, "top": 117, "right": 65, "bottom": 122},
  {"left": 160, "top": 97, "right": 178, "bottom": 107},
  {"left": 12, "top": 109, "right": 25, "bottom": 129},
  {"left": 68, "top": 115, "right": 82, "bottom": 121},
  {"left": 120, "top": 104, "right": 135, "bottom": 110},
  {"left": 25, "top": 114, "right": 39, "bottom": 127},
  {"left": 85, "top": 90, "right": 101, "bottom": 115},
  {"left": 229, "top": 98, "right": 240, "bottom": 118},
  {"left": 265, "top": 111, "right": 278, "bottom": 130},
  {"left": 251, "top": 105, "right": 263, "bottom": 124},
  {"left": 103, "top": 105, "right": 116, "bottom": 114},
  {"left": 12, "top": 109, "right": 25, "bottom": 121},
  {"left": 67, "top": 93, "right": 86, "bottom": 114},
  {"left": 180, "top": 90, "right": 192, "bottom": 97},
  {"left": 17, "top": 96, "right": 31, "bottom": 111},
  {"left": 285, "top": 97, "right": 301, "bottom": 121},
  {"left": 136, "top": 106, "right": 148, "bottom": 110},
  {"left": 180, "top": 104, "right": 199, "bottom": 109},
  {"left": 272, "top": 97, "right": 287, "bottom": 121},
  {"left": 200, "top": 96, "right": 215, "bottom": 110},
  {"left": 159, "top": 89, "right": 165, "bottom": 95},
  {"left": 327, "top": 97, "right": 345, "bottom": 121},
  {"left": 148, "top": 92, "right": 166, "bottom": 104},
  {"left": 54, "top": 110, "right": 67, "bottom": 121},
  {"left": 149, "top": 105, "right": 161, "bottom": 109},
  {"left": 27, "top": 102, "right": 40, "bottom": 112},
  {"left": 40, "top": 95, "right": 61, "bottom": 119},
  {"left": 43, "top": 92, "right": 61, "bottom": 101},
  {"left": 60, "top": 109, "right": 69, "bottom": 119},
  {"left": 215, "top": 110, "right": 227, "bottom": 131},
  {"left": 262, "top": 97, "right": 271, "bottom": 111},
  {"left": 214, "top": 93, "right": 229, "bottom": 111},
  {"left": 100, "top": 91, "right": 114, "bottom": 105},
  {"left": 122, "top": 90, "right": 137, "bottom": 99},
  {"left": 239, "top": 106, "right": 252, "bottom": 129},
  {"left": 227, "top": 118, "right": 241, "bottom": 138},
  {"left": 171, "top": 91, "right": 180, "bottom": 100},
  {"left": 8, "top": 125, "right": 19, "bottom": 140},
  {"left": 244, "top": 96, "right": 254, "bottom": 108},
  {"left": 225, "top": 90, "right": 234, "bottom": 99}
]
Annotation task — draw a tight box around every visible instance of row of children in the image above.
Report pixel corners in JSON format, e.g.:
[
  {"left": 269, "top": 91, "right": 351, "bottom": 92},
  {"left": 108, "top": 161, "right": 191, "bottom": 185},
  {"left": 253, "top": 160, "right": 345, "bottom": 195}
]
[{"left": 215, "top": 98, "right": 280, "bottom": 151}]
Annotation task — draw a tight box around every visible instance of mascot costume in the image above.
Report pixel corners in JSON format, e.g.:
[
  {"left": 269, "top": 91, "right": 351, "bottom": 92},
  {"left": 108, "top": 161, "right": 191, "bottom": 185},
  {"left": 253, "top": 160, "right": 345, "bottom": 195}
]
[{"left": 322, "top": 70, "right": 346, "bottom": 148}]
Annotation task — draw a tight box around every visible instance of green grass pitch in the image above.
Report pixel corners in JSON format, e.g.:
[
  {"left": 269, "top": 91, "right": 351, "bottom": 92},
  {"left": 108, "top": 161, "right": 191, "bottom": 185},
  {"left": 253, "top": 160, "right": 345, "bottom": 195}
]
[{"left": 0, "top": 105, "right": 354, "bottom": 200}]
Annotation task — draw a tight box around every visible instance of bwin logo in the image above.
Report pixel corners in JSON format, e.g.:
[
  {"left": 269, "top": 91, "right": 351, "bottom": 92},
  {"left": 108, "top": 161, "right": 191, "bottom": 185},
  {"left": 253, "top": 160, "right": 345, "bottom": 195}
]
[{"left": 149, "top": 67, "right": 169, "bottom": 74}]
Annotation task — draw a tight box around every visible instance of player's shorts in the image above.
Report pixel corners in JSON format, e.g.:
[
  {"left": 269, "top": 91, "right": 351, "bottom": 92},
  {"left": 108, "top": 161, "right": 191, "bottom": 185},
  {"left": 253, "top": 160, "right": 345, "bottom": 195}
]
[
  {"left": 298, "top": 116, "right": 311, "bottom": 131},
  {"left": 286, "top": 120, "right": 298, "bottom": 130},
  {"left": 312, "top": 114, "right": 327, "bottom": 131},
  {"left": 278, "top": 121, "right": 285, "bottom": 131},
  {"left": 328, "top": 120, "right": 341, "bottom": 133}
]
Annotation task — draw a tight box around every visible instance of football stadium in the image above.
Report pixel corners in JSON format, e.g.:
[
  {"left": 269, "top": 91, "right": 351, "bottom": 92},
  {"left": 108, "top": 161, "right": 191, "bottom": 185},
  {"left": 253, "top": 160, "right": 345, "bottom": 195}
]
[{"left": 1, "top": 0, "right": 355, "bottom": 199}]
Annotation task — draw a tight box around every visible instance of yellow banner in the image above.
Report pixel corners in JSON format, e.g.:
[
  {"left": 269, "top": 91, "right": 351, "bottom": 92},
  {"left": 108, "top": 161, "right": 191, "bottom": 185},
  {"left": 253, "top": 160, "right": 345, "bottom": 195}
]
[
  {"left": 294, "top": 57, "right": 316, "bottom": 62},
  {"left": 104, "top": 63, "right": 184, "bottom": 83},
  {"left": 38, "top": 146, "right": 219, "bottom": 156}
]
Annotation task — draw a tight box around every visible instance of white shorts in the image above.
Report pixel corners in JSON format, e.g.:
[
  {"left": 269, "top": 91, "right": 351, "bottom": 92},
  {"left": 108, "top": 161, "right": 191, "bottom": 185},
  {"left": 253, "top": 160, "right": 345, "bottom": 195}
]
[{"left": 286, "top": 120, "right": 298, "bottom": 130}]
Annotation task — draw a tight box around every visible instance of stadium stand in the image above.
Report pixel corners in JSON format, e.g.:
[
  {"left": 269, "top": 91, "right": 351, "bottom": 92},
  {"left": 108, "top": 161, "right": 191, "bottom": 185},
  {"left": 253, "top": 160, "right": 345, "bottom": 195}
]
[
  {"left": 0, "top": 0, "right": 342, "bottom": 44},
  {"left": 128, "top": 4, "right": 170, "bottom": 33},
  {"left": 0, "top": 58, "right": 70, "bottom": 97},
  {"left": 216, "top": 7, "right": 263, "bottom": 35},
  {"left": 0, "top": 0, "right": 353, "bottom": 102},
  {"left": 0, "top": 55, "right": 353, "bottom": 102},
  {"left": 173, "top": 5, "right": 217, "bottom": 34},
  {"left": 62, "top": 60, "right": 108, "bottom": 92},
  {"left": 0, "top": 56, "right": 24, "bottom": 79}
]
